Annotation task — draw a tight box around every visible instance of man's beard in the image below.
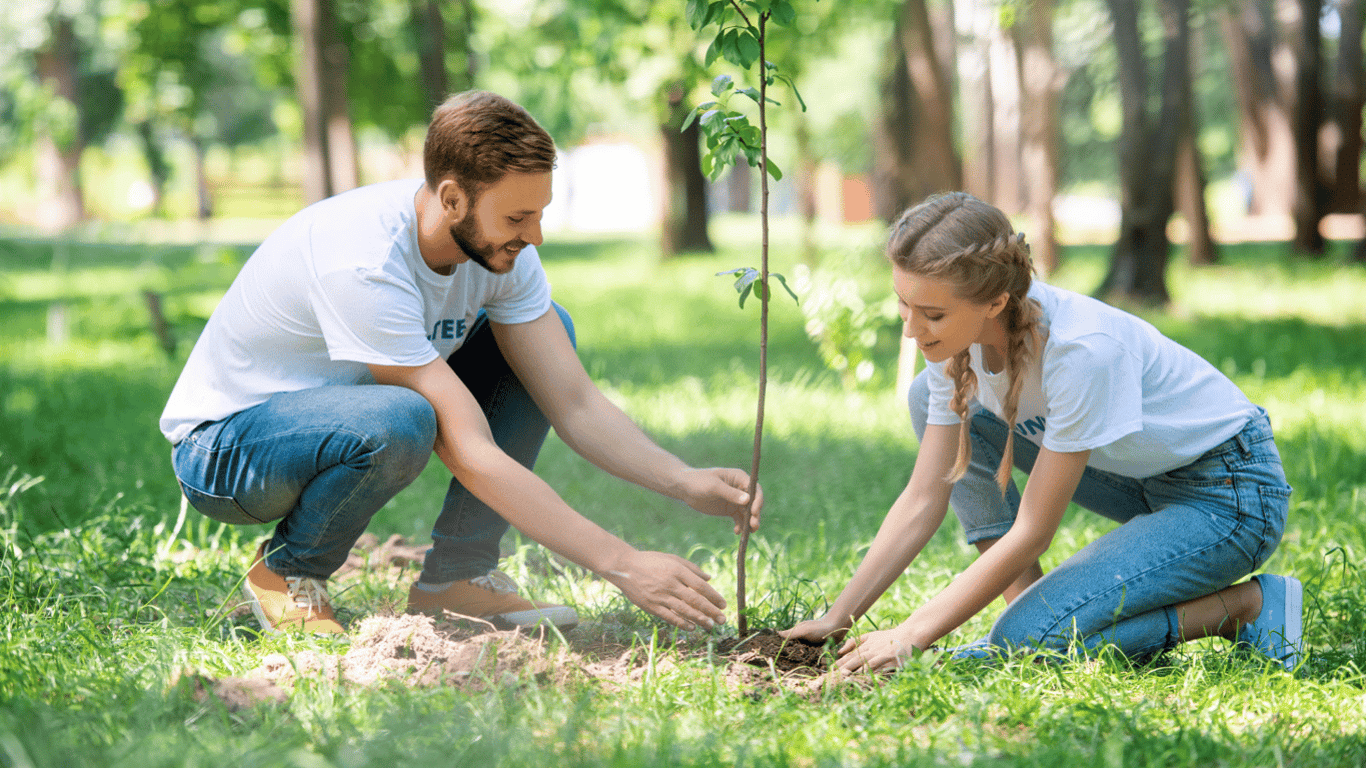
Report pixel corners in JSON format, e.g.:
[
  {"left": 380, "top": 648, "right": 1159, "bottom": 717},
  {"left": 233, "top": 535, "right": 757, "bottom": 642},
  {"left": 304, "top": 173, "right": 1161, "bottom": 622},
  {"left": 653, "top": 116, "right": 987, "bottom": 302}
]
[{"left": 449, "top": 214, "right": 524, "bottom": 274}]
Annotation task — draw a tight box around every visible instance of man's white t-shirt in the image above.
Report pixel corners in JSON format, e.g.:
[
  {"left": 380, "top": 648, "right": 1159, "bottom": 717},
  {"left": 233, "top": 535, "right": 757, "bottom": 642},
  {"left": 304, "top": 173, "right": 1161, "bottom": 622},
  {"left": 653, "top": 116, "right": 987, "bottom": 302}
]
[
  {"left": 160, "top": 179, "right": 553, "bottom": 445},
  {"left": 925, "top": 281, "right": 1258, "bottom": 478}
]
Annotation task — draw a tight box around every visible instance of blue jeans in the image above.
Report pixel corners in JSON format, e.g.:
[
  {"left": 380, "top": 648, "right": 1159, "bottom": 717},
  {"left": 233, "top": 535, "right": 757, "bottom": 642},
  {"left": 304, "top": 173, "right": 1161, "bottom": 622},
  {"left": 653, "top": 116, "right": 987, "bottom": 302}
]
[
  {"left": 172, "top": 304, "right": 575, "bottom": 581},
  {"left": 907, "top": 371, "right": 1292, "bottom": 658}
]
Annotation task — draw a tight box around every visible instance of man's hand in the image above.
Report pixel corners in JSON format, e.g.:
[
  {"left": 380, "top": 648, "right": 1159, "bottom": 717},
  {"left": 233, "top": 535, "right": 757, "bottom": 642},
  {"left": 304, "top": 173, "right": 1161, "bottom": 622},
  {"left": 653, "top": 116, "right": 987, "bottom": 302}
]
[
  {"left": 835, "top": 626, "right": 923, "bottom": 673},
  {"left": 778, "top": 614, "right": 851, "bottom": 645},
  {"left": 677, "top": 467, "right": 763, "bottom": 535},
  {"left": 600, "top": 550, "right": 727, "bottom": 630}
]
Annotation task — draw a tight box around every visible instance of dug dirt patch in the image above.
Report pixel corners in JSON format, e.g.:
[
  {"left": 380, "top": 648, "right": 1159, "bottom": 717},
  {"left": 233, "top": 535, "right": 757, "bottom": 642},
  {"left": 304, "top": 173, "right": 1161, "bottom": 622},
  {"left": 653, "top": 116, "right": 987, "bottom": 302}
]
[
  {"left": 715, "top": 629, "right": 831, "bottom": 675},
  {"left": 187, "top": 535, "right": 846, "bottom": 709}
]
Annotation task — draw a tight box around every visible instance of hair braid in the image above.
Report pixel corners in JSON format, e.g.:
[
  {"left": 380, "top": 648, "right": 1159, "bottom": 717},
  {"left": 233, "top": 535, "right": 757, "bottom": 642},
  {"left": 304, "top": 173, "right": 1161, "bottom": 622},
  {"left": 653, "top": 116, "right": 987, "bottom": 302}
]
[{"left": 945, "top": 349, "right": 978, "bottom": 484}]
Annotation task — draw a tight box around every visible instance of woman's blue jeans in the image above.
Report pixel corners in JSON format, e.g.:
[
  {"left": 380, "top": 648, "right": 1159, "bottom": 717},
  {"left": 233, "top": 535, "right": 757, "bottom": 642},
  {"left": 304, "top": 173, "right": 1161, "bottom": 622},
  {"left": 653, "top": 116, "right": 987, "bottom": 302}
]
[
  {"left": 907, "top": 371, "right": 1293, "bottom": 658},
  {"left": 171, "top": 304, "right": 575, "bottom": 582}
]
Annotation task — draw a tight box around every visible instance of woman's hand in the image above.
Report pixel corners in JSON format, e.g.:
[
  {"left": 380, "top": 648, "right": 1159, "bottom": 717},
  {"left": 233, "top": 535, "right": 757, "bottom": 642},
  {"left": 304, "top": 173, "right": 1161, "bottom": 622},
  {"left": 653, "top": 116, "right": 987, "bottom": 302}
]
[
  {"left": 778, "top": 614, "right": 850, "bottom": 645},
  {"left": 835, "top": 626, "right": 923, "bottom": 673}
]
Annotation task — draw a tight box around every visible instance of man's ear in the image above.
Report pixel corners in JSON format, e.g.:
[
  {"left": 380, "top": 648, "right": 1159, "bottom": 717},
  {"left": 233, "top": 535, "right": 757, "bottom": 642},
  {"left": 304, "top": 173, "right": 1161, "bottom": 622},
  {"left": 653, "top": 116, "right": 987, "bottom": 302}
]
[{"left": 436, "top": 179, "right": 468, "bottom": 222}]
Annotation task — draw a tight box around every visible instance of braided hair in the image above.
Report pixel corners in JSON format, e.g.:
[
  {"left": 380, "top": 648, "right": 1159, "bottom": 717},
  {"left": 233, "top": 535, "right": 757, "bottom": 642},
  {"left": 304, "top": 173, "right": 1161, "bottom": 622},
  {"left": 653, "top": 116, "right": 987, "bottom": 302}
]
[{"left": 888, "top": 192, "right": 1043, "bottom": 494}]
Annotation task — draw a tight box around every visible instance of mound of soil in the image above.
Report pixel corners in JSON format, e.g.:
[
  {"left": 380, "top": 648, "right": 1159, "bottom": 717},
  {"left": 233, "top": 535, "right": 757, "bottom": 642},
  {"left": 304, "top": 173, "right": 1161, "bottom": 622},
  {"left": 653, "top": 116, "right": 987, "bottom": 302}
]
[{"left": 715, "top": 629, "right": 831, "bottom": 675}]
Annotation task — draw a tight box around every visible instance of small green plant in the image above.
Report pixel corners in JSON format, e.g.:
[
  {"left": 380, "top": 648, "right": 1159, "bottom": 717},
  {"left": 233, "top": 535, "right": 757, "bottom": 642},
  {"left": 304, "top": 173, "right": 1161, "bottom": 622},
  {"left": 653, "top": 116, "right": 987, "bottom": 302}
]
[{"left": 686, "top": 0, "right": 807, "bottom": 635}]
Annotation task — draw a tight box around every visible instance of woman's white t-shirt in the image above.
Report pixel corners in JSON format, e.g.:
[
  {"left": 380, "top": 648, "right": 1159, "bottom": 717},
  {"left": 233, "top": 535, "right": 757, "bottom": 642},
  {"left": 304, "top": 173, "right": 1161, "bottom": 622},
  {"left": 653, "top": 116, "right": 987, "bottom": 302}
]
[
  {"left": 925, "top": 281, "right": 1258, "bottom": 478},
  {"left": 159, "top": 179, "right": 552, "bottom": 445}
]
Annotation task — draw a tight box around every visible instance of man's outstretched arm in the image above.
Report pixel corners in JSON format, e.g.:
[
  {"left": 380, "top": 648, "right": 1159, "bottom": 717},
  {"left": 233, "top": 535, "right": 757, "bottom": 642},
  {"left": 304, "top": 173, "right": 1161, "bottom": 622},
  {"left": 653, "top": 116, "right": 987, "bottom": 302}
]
[
  {"left": 369, "top": 357, "right": 728, "bottom": 629},
  {"left": 491, "top": 309, "right": 763, "bottom": 535}
]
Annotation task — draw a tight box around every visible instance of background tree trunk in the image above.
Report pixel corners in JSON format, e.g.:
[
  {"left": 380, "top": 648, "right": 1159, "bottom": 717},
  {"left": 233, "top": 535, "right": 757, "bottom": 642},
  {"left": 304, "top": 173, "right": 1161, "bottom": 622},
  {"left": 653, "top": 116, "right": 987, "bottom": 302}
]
[
  {"left": 33, "top": 15, "right": 85, "bottom": 232},
  {"left": 411, "top": 0, "right": 447, "bottom": 109},
  {"left": 1219, "top": 2, "right": 1296, "bottom": 218},
  {"left": 1099, "top": 0, "right": 1190, "bottom": 305},
  {"left": 1330, "top": 0, "right": 1364, "bottom": 213},
  {"left": 294, "top": 0, "right": 358, "bottom": 203},
  {"left": 1176, "top": 32, "right": 1218, "bottom": 266},
  {"left": 660, "top": 84, "right": 713, "bottom": 257},
  {"left": 872, "top": 0, "right": 961, "bottom": 222},
  {"left": 1288, "top": 0, "right": 1326, "bottom": 255},
  {"left": 1012, "top": 0, "right": 1061, "bottom": 274}
]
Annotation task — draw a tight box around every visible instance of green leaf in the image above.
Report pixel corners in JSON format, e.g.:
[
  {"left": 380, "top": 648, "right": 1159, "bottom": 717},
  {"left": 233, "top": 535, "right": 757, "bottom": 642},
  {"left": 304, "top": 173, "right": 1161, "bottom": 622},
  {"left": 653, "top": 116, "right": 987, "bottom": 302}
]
[
  {"left": 770, "top": 0, "right": 796, "bottom": 26},
  {"left": 771, "top": 272, "right": 800, "bottom": 304},
  {"left": 737, "top": 29, "right": 761, "bottom": 69},
  {"left": 721, "top": 29, "right": 745, "bottom": 68},
  {"left": 686, "top": 0, "right": 708, "bottom": 29},
  {"left": 704, "top": 37, "right": 723, "bottom": 67},
  {"left": 738, "top": 283, "right": 753, "bottom": 308},
  {"left": 710, "top": 74, "right": 734, "bottom": 97},
  {"left": 765, "top": 157, "right": 783, "bottom": 181}
]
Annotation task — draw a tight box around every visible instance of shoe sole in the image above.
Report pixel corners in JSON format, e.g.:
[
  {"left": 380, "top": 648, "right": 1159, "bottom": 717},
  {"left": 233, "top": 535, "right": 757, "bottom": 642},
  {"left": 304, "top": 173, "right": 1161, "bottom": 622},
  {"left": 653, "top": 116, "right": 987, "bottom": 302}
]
[
  {"left": 242, "top": 582, "right": 282, "bottom": 636},
  {"left": 1282, "top": 576, "right": 1304, "bottom": 671}
]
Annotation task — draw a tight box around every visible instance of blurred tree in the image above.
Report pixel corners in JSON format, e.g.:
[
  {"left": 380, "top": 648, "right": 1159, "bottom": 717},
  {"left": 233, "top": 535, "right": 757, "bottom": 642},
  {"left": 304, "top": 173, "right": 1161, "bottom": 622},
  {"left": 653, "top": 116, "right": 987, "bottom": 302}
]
[
  {"left": 872, "top": 0, "right": 961, "bottom": 223},
  {"left": 1219, "top": 1, "right": 1296, "bottom": 219},
  {"left": 2, "top": 3, "right": 122, "bottom": 230},
  {"left": 1011, "top": 0, "right": 1062, "bottom": 273},
  {"left": 120, "top": 0, "right": 286, "bottom": 218},
  {"left": 1331, "top": 0, "right": 1363, "bottom": 216},
  {"left": 32, "top": 14, "right": 85, "bottom": 230},
  {"left": 1097, "top": 0, "right": 1191, "bottom": 305},
  {"left": 1288, "top": 0, "right": 1326, "bottom": 255},
  {"left": 501, "top": 0, "right": 717, "bottom": 256},
  {"left": 294, "top": 0, "right": 357, "bottom": 202}
]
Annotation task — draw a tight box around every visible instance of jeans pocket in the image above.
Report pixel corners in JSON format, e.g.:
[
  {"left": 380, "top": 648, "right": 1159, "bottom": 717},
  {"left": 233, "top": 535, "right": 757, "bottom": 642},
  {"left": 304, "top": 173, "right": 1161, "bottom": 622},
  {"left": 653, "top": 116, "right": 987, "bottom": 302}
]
[
  {"left": 180, "top": 483, "right": 266, "bottom": 525},
  {"left": 1250, "top": 484, "right": 1292, "bottom": 569}
]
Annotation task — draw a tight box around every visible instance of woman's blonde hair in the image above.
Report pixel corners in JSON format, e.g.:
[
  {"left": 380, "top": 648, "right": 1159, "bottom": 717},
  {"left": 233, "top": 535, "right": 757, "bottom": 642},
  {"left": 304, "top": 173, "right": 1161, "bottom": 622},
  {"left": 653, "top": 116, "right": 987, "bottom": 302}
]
[{"left": 888, "top": 192, "right": 1043, "bottom": 493}]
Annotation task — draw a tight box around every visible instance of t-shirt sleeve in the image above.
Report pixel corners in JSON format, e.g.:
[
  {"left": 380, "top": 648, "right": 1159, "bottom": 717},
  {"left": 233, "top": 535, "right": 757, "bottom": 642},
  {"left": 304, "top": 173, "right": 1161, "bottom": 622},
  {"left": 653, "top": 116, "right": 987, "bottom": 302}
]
[
  {"left": 924, "top": 358, "right": 962, "bottom": 425},
  {"left": 311, "top": 265, "right": 440, "bottom": 368},
  {"left": 1041, "top": 335, "right": 1143, "bottom": 453},
  {"left": 482, "top": 246, "right": 553, "bottom": 325}
]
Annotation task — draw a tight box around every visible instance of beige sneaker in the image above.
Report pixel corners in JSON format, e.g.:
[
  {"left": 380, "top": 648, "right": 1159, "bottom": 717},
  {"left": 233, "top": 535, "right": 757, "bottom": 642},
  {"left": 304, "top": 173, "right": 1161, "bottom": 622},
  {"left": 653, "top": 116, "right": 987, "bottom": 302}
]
[
  {"left": 242, "top": 542, "right": 344, "bottom": 635},
  {"left": 406, "top": 571, "right": 578, "bottom": 630}
]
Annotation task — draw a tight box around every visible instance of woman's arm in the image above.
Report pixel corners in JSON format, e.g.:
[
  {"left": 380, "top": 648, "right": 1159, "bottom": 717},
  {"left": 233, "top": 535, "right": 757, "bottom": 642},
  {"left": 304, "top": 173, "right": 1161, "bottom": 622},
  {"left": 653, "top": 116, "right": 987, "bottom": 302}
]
[
  {"left": 779, "top": 423, "right": 961, "bottom": 643},
  {"left": 836, "top": 445, "right": 1091, "bottom": 672}
]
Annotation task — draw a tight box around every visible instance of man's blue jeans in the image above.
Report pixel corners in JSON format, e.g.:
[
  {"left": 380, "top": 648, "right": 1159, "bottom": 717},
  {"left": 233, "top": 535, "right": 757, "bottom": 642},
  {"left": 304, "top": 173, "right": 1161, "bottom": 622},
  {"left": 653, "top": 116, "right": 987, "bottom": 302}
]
[
  {"left": 171, "top": 304, "right": 575, "bottom": 582},
  {"left": 906, "top": 371, "right": 1292, "bottom": 658}
]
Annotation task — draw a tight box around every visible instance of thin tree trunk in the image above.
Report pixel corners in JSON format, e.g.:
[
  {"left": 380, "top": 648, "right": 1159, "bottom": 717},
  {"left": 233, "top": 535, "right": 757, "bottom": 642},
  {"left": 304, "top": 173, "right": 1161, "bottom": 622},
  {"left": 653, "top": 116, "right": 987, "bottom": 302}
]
[
  {"left": 294, "top": 0, "right": 357, "bottom": 202},
  {"left": 1219, "top": 2, "right": 1296, "bottom": 218},
  {"left": 873, "top": 0, "right": 961, "bottom": 222},
  {"left": 192, "top": 135, "right": 213, "bottom": 220},
  {"left": 1012, "top": 0, "right": 1061, "bottom": 274},
  {"left": 411, "top": 0, "right": 447, "bottom": 109},
  {"left": 33, "top": 15, "right": 84, "bottom": 232},
  {"left": 1331, "top": 0, "right": 1364, "bottom": 213},
  {"left": 1100, "top": 0, "right": 1188, "bottom": 305},
  {"left": 1289, "top": 0, "right": 1326, "bottom": 254},
  {"left": 136, "top": 121, "right": 170, "bottom": 217},
  {"left": 660, "top": 84, "right": 713, "bottom": 256},
  {"left": 1176, "top": 28, "right": 1217, "bottom": 265}
]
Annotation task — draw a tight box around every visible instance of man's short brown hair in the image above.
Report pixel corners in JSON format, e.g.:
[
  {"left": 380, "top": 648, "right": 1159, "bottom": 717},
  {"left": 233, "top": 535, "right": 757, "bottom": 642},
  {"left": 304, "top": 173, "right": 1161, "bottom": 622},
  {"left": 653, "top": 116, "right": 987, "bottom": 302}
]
[{"left": 423, "top": 91, "right": 557, "bottom": 201}]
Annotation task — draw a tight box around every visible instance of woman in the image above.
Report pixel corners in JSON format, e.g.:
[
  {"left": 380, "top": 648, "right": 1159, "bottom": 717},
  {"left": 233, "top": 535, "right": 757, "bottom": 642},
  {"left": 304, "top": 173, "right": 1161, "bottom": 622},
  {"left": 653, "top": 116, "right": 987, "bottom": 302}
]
[{"left": 781, "top": 193, "right": 1301, "bottom": 672}]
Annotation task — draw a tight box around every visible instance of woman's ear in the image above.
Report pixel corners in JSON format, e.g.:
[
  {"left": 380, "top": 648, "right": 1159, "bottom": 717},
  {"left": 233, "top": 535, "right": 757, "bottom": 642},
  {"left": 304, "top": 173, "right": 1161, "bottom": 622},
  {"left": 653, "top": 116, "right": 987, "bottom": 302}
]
[
  {"left": 985, "top": 291, "right": 1010, "bottom": 319},
  {"left": 437, "top": 179, "right": 468, "bottom": 223}
]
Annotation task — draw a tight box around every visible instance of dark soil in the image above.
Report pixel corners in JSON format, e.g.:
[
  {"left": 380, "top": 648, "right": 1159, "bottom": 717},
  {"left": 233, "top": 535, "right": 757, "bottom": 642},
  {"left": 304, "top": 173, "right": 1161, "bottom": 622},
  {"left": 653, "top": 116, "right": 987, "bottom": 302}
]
[{"left": 716, "top": 629, "right": 831, "bottom": 675}]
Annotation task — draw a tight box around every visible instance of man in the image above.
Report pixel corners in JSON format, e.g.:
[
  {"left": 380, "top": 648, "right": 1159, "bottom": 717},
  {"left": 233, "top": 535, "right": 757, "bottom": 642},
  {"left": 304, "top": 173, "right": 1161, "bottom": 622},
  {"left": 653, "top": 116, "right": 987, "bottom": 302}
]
[{"left": 160, "top": 91, "right": 761, "bottom": 635}]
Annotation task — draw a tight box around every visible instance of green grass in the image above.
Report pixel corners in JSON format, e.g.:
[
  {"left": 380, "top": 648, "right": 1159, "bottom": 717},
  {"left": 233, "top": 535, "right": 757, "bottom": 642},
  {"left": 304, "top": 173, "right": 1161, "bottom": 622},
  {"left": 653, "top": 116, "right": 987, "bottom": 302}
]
[{"left": 1, "top": 221, "right": 1365, "bottom": 766}]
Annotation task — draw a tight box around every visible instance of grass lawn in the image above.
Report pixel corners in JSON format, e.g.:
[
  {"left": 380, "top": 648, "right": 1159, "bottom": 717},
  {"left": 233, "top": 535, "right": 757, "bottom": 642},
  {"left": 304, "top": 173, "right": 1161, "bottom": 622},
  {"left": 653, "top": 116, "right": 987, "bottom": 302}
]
[{"left": 1, "top": 217, "right": 1365, "bottom": 766}]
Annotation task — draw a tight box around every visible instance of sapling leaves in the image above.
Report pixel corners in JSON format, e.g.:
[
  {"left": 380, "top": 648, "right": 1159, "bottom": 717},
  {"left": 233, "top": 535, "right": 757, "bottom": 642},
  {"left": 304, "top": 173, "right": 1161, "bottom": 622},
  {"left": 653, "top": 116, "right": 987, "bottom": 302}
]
[{"left": 717, "top": 268, "right": 800, "bottom": 309}]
